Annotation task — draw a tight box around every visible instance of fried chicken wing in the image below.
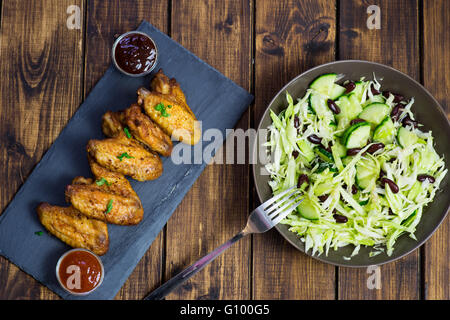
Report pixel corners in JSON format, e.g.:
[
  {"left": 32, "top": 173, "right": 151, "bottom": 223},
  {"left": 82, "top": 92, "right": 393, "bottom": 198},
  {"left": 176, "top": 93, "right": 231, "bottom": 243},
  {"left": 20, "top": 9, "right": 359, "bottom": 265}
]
[
  {"left": 102, "top": 105, "right": 173, "bottom": 157},
  {"left": 37, "top": 203, "right": 109, "bottom": 255},
  {"left": 137, "top": 69, "right": 201, "bottom": 145},
  {"left": 65, "top": 182, "right": 143, "bottom": 225},
  {"left": 65, "top": 156, "right": 144, "bottom": 225},
  {"left": 87, "top": 135, "right": 163, "bottom": 181}
]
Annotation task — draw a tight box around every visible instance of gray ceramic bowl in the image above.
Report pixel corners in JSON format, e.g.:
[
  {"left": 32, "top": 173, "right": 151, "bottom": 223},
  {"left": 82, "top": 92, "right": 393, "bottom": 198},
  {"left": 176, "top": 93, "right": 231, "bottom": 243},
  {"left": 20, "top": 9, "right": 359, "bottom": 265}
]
[{"left": 253, "top": 60, "right": 450, "bottom": 267}]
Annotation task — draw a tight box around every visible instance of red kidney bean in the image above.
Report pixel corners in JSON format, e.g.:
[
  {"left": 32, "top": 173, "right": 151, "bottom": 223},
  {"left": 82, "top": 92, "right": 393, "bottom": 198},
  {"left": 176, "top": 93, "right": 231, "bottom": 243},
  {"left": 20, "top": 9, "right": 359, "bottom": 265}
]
[
  {"left": 380, "top": 170, "right": 386, "bottom": 178},
  {"left": 351, "top": 185, "right": 358, "bottom": 194},
  {"left": 307, "top": 134, "right": 322, "bottom": 145},
  {"left": 417, "top": 174, "right": 435, "bottom": 183},
  {"left": 294, "top": 116, "right": 300, "bottom": 128},
  {"left": 382, "top": 91, "right": 405, "bottom": 103},
  {"left": 292, "top": 150, "right": 299, "bottom": 159},
  {"left": 390, "top": 104, "right": 404, "bottom": 122},
  {"left": 297, "top": 174, "right": 309, "bottom": 188},
  {"left": 333, "top": 213, "right": 348, "bottom": 223},
  {"left": 327, "top": 99, "right": 341, "bottom": 114},
  {"left": 388, "top": 208, "right": 395, "bottom": 215},
  {"left": 393, "top": 94, "right": 405, "bottom": 103},
  {"left": 380, "top": 177, "right": 399, "bottom": 193},
  {"left": 371, "top": 85, "right": 380, "bottom": 95},
  {"left": 366, "top": 142, "right": 385, "bottom": 154},
  {"left": 318, "top": 194, "right": 329, "bottom": 202},
  {"left": 387, "top": 157, "right": 396, "bottom": 163},
  {"left": 350, "top": 118, "right": 366, "bottom": 126},
  {"left": 401, "top": 115, "right": 418, "bottom": 128},
  {"left": 344, "top": 81, "right": 356, "bottom": 94},
  {"left": 347, "top": 147, "right": 362, "bottom": 156}
]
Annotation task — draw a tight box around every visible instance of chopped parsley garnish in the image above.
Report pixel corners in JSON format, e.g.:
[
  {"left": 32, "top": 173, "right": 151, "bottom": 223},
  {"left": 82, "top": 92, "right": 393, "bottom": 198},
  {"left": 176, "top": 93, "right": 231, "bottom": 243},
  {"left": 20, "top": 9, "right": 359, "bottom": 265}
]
[
  {"left": 154, "top": 102, "right": 170, "bottom": 117},
  {"left": 117, "top": 152, "right": 134, "bottom": 161},
  {"left": 105, "top": 199, "right": 113, "bottom": 214},
  {"left": 123, "top": 127, "right": 132, "bottom": 139},
  {"left": 35, "top": 231, "right": 43, "bottom": 236},
  {"left": 95, "top": 177, "right": 111, "bottom": 186}
]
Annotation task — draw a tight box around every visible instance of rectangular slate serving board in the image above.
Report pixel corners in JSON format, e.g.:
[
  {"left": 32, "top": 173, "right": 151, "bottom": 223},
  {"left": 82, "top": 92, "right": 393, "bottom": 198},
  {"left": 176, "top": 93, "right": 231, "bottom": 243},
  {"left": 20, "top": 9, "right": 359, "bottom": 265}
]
[{"left": 0, "top": 20, "right": 253, "bottom": 300}]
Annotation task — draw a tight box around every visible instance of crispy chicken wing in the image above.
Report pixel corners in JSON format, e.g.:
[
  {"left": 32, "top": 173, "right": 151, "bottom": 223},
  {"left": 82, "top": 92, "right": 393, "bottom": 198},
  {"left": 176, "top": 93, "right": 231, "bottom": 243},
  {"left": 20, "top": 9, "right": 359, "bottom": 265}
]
[
  {"left": 137, "top": 69, "right": 201, "bottom": 145},
  {"left": 37, "top": 203, "right": 109, "bottom": 255},
  {"left": 65, "top": 182, "right": 143, "bottom": 225},
  {"left": 102, "top": 105, "right": 173, "bottom": 157},
  {"left": 65, "top": 156, "right": 144, "bottom": 225},
  {"left": 87, "top": 135, "right": 163, "bottom": 181}
]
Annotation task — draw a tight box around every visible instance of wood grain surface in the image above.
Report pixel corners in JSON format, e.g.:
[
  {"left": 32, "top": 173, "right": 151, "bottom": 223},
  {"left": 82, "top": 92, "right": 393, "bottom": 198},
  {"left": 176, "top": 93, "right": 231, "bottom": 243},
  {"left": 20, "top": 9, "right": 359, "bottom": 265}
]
[
  {"left": 0, "top": 0, "right": 448, "bottom": 300},
  {"left": 422, "top": 0, "right": 450, "bottom": 300},
  {"left": 338, "top": 0, "right": 420, "bottom": 300},
  {"left": 165, "top": 0, "right": 252, "bottom": 300},
  {"left": 0, "top": 0, "right": 85, "bottom": 299},
  {"left": 252, "top": 0, "right": 336, "bottom": 299}
]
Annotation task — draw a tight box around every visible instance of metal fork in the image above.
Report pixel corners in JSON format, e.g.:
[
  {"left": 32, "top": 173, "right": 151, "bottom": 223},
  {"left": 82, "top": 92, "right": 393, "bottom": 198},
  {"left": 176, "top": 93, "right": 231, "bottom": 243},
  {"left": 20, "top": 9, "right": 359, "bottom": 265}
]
[{"left": 144, "top": 187, "right": 303, "bottom": 300}]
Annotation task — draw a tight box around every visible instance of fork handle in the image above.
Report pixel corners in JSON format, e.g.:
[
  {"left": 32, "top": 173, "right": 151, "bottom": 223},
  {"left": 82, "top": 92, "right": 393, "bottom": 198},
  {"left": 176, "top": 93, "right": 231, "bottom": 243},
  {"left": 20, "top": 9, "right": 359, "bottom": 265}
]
[{"left": 144, "top": 230, "right": 247, "bottom": 300}]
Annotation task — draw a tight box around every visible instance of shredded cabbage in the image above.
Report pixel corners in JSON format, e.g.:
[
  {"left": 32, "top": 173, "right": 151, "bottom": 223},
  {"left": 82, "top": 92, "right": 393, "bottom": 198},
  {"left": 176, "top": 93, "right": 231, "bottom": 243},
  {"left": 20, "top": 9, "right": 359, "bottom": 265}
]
[{"left": 265, "top": 76, "right": 447, "bottom": 258}]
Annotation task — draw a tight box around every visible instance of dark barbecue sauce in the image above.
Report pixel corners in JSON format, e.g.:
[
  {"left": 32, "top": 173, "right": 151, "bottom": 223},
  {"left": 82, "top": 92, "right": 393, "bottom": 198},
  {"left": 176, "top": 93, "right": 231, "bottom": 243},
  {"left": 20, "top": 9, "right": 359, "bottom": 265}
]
[{"left": 114, "top": 33, "right": 156, "bottom": 75}]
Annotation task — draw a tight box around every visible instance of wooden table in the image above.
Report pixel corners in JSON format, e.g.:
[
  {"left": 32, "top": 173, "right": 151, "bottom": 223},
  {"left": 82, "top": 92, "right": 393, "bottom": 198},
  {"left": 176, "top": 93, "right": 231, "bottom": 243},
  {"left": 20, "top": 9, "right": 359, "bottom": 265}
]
[{"left": 0, "top": 0, "right": 448, "bottom": 300}]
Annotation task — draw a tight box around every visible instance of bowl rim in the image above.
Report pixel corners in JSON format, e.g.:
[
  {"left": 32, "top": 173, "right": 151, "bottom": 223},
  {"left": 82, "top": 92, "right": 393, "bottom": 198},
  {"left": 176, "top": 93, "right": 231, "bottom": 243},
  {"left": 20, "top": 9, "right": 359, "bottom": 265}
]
[{"left": 252, "top": 59, "right": 450, "bottom": 267}]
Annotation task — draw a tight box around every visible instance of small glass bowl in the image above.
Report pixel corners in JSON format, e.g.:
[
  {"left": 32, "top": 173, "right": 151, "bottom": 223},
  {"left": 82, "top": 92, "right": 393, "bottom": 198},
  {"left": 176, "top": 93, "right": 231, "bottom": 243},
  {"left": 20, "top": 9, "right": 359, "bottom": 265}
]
[
  {"left": 111, "top": 31, "right": 158, "bottom": 77},
  {"left": 55, "top": 248, "right": 105, "bottom": 296}
]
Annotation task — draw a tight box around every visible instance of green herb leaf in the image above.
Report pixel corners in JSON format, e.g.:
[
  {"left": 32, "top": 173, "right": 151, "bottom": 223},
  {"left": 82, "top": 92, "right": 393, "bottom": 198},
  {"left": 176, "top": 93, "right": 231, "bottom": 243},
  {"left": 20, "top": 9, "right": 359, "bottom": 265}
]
[
  {"left": 117, "top": 152, "right": 134, "bottom": 161},
  {"left": 105, "top": 199, "right": 113, "bottom": 214},
  {"left": 123, "top": 127, "right": 132, "bottom": 139},
  {"left": 35, "top": 231, "right": 43, "bottom": 236},
  {"left": 95, "top": 177, "right": 110, "bottom": 186},
  {"left": 154, "top": 103, "right": 164, "bottom": 111},
  {"left": 154, "top": 102, "right": 170, "bottom": 117}
]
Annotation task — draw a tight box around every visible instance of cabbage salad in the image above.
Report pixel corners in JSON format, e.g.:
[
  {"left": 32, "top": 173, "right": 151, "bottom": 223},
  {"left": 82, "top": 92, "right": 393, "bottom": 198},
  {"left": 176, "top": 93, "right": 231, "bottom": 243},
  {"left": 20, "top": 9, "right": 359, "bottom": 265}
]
[{"left": 265, "top": 73, "right": 447, "bottom": 258}]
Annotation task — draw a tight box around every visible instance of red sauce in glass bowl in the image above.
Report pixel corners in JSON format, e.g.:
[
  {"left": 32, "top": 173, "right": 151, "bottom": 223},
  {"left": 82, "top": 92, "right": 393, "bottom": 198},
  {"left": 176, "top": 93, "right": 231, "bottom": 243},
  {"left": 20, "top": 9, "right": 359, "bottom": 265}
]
[
  {"left": 56, "top": 249, "right": 104, "bottom": 295},
  {"left": 113, "top": 31, "right": 157, "bottom": 76}
]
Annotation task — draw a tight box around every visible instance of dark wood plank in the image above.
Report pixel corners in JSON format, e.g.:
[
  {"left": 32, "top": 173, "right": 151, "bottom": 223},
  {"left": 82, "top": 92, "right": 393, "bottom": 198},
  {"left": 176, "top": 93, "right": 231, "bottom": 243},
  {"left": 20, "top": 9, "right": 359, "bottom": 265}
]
[
  {"left": 252, "top": 0, "right": 337, "bottom": 299},
  {"left": 83, "top": 0, "right": 169, "bottom": 300},
  {"left": 0, "top": 0, "right": 85, "bottom": 299},
  {"left": 165, "top": 0, "right": 252, "bottom": 299},
  {"left": 422, "top": 0, "right": 450, "bottom": 300},
  {"left": 338, "top": 0, "right": 420, "bottom": 299}
]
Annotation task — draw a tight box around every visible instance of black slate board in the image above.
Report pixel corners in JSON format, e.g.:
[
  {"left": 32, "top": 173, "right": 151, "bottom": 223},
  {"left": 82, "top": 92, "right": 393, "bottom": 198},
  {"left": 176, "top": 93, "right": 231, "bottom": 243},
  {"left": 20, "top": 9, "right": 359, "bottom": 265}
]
[{"left": 0, "top": 21, "right": 253, "bottom": 300}]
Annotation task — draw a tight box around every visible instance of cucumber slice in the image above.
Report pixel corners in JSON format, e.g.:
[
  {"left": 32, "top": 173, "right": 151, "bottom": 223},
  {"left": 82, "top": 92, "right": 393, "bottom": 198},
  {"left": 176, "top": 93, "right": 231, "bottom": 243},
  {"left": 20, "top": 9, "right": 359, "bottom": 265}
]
[
  {"left": 330, "top": 84, "right": 346, "bottom": 99},
  {"left": 309, "top": 91, "right": 334, "bottom": 118},
  {"left": 358, "top": 103, "right": 390, "bottom": 127},
  {"left": 333, "top": 140, "right": 347, "bottom": 158},
  {"left": 297, "top": 198, "right": 320, "bottom": 220},
  {"left": 397, "top": 127, "right": 418, "bottom": 148},
  {"left": 314, "top": 146, "right": 333, "bottom": 162},
  {"left": 335, "top": 94, "right": 363, "bottom": 129},
  {"left": 309, "top": 73, "right": 337, "bottom": 96},
  {"left": 297, "top": 140, "right": 315, "bottom": 163},
  {"left": 362, "top": 94, "right": 385, "bottom": 107},
  {"left": 341, "top": 121, "right": 371, "bottom": 148},
  {"left": 373, "top": 116, "right": 395, "bottom": 144}
]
